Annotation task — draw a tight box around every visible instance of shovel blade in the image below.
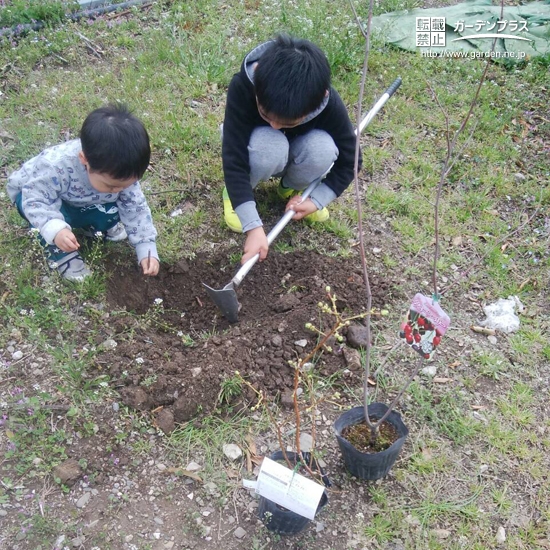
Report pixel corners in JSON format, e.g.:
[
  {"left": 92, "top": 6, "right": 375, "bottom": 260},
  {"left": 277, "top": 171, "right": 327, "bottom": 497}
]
[{"left": 202, "top": 281, "right": 241, "bottom": 323}]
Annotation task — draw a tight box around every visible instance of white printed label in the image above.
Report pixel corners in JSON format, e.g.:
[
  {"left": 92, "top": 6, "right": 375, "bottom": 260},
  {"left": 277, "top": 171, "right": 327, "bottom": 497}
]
[{"left": 254, "top": 457, "right": 325, "bottom": 520}]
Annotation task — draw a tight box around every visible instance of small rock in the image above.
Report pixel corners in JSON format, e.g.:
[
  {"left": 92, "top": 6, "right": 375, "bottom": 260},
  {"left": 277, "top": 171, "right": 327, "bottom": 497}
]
[
  {"left": 372, "top": 247, "right": 382, "bottom": 254},
  {"left": 479, "top": 464, "right": 489, "bottom": 475},
  {"left": 75, "top": 492, "right": 91, "bottom": 508},
  {"left": 12, "top": 350, "right": 23, "bottom": 360},
  {"left": 223, "top": 444, "right": 242, "bottom": 461},
  {"left": 100, "top": 339, "right": 117, "bottom": 350},
  {"left": 120, "top": 387, "right": 151, "bottom": 411},
  {"left": 233, "top": 527, "right": 246, "bottom": 539},
  {"left": 316, "top": 522, "right": 325, "bottom": 532},
  {"left": 432, "top": 529, "right": 451, "bottom": 539},
  {"left": 154, "top": 517, "right": 164, "bottom": 525},
  {"left": 294, "top": 339, "right": 308, "bottom": 348},
  {"left": 52, "top": 459, "right": 83, "bottom": 487},
  {"left": 272, "top": 294, "right": 299, "bottom": 313},
  {"left": 421, "top": 366, "right": 437, "bottom": 377},
  {"left": 346, "top": 324, "right": 369, "bottom": 349},
  {"left": 301, "top": 362, "right": 314, "bottom": 372},
  {"left": 299, "top": 433, "right": 314, "bottom": 452},
  {"left": 186, "top": 461, "right": 202, "bottom": 472},
  {"left": 280, "top": 391, "right": 294, "bottom": 410},
  {"left": 514, "top": 172, "right": 526, "bottom": 183},
  {"left": 71, "top": 536, "right": 85, "bottom": 547},
  {"left": 155, "top": 409, "right": 175, "bottom": 435},
  {"left": 496, "top": 525, "right": 506, "bottom": 544},
  {"left": 191, "top": 367, "right": 202, "bottom": 377},
  {"left": 164, "top": 542, "right": 175, "bottom": 549},
  {"left": 271, "top": 335, "right": 283, "bottom": 347},
  {"left": 487, "top": 335, "right": 498, "bottom": 345},
  {"left": 343, "top": 347, "right": 362, "bottom": 370}
]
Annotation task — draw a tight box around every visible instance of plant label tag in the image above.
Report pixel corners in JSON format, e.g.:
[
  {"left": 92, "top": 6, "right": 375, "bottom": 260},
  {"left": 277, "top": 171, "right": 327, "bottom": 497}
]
[
  {"left": 254, "top": 456, "right": 324, "bottom": 520},
  {"left": 400, "top": 293, "right": 451, "bottom": 359}
]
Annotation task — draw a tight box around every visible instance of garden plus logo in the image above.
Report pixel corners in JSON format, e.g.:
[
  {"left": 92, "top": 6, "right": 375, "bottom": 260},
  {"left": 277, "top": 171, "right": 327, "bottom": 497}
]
[
  {"left": 416, "top": 16, "right": 532, "bottom": 48},
  {"left": 451, "top": 19, "right": 531, "bottom": 42}
]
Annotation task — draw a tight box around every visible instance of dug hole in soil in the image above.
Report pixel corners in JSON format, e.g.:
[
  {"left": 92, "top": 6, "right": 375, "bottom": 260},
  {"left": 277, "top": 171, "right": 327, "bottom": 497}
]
[{"left": 101, "top": 249, "right": 401, "bottom": 432}]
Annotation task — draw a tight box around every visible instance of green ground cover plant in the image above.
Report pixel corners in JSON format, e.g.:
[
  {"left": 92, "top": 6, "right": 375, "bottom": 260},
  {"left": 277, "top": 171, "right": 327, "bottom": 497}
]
[{"left": 0, "top": 0, "right": 548, "bottom": 549}]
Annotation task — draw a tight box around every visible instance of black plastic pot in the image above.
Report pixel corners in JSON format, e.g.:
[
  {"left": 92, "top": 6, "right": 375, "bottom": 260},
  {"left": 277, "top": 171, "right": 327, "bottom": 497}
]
[
  {"left": 257, "top": 451, "right": 329, "bottom": 536},
  {"left": 334, "top": 403, "right": 408, "bottom": 480}
]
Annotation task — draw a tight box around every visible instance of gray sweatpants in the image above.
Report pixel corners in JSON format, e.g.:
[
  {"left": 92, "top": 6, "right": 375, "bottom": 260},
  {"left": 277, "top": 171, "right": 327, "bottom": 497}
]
[{"left": 248, "top": 127, "right": 338, "bottom": 190}]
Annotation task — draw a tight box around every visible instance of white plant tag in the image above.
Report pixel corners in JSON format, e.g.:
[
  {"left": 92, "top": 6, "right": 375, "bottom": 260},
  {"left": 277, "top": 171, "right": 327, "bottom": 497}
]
[{"left": 254, "top": 456, "right": 324, "bottom": 520}]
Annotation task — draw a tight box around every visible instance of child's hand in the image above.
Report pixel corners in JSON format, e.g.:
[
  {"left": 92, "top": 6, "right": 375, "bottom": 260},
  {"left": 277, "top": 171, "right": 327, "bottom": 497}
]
[
  {"left": 242, "top": 226, "right": 268, "bottom": 264},
  {"left": 141, "top": 256, "right": 160, "bottom": 276},
  {"left": 54, "top": 228, "right": 80, "bottom": 252},
  {"left": 285, "top": 196, "right": 318, "bottom": 220}
]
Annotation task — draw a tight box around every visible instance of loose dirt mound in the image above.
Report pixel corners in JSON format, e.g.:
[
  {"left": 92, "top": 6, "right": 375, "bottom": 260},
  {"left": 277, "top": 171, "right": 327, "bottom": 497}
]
[{"left": 102, "top": 250, "right": 401, "bottom": 428}]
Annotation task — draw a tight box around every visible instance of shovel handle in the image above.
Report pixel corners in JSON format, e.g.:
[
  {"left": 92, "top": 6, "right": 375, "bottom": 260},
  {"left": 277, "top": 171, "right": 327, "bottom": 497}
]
[
  {"left": 231, "top": 76, "right": 402, "bottom": 289},
  {"left": 231, "top": 181, "right": 318, "bottom": 287}
]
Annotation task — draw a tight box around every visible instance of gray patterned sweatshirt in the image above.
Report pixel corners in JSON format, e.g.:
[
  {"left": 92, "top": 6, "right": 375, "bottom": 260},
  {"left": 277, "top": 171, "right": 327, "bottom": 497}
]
[{"left": 7, "top": 139, "right": 158, "bottom": 263}]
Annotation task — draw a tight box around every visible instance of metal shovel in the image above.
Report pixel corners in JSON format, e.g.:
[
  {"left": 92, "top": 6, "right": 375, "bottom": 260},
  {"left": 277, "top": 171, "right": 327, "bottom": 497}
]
[{"left": 204, "top": 77, "right": 402, "bottom": 323}]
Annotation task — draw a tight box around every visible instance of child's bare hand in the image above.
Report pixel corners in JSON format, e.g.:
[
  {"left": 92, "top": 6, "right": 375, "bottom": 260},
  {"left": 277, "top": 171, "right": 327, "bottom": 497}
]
[
  {"left": 54, "top": 228, "right": 80, "bottom": 252},
  {"left": 285, "top": 197, "right": 318, "bottom": 220},
  {"left": 141, "top": 256, "right": 160, "bottom": 276},
  {"left": 242, "top": 226, "right": 268, "bottom": 264}
]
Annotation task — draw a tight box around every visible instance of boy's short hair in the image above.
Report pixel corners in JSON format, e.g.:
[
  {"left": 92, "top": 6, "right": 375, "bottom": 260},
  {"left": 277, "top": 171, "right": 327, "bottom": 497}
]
[
  {"left": 254, "top": 34, "right": 331, "bottom": 121},
  {"left": 80, "top": 104, "right": 150, "bottom": 180}
]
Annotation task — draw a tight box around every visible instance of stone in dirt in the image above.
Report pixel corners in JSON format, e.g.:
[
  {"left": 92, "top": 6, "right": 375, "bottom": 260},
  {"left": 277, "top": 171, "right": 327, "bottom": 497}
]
[
  {"left": 75, "top": 492, "right": 91, "bottom": 508},
  {"left": 421, "top": 366, "right": 437, "bottom": 377},
  {"left": 280, "top": 390, "right": 294, "bottom": 410},
  {"left": 120, "top": 387, "right": 151, "bottom": 411},
  {"left": 52, "top": 458, "right": 83, "bottom": 487},
  {"left": 299, "top": 432, "right": 314, "bottom": 452},
  {"left": 346, "top": 324, "right": 369, "bottom": 349},
  {"left": 343, "top": 346, "right": 362, "bottom": 370},
  {"left": 172, "top": 395, "right": 200, "bottom": 422},
  {"left": 223, "top": 443, "right": 242, "bottom": 460},
  {"left": 155, "top": 409, "right": 175, "bottom": 434},
  {"left": 272, "top": 293, "right": 300, "bottom": 313},
  {"left": 233, "top": 526, "right": 246, "bottom": 539}
]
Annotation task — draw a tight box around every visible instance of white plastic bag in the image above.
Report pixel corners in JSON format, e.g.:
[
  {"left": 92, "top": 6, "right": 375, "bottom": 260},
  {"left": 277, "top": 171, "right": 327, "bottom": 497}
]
[{"left": 480, "top": 296, "right": 523, "bottom": 333}]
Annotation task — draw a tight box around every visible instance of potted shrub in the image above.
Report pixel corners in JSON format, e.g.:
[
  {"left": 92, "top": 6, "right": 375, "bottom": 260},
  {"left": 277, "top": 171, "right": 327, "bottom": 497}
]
[{"left": 238, "top": 293, "right": 365, "bottom": 535}]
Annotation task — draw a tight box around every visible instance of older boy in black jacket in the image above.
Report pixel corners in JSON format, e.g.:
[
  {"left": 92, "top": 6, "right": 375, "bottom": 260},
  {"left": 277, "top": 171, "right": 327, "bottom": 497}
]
[{"left": 222, "top": 34, "right": 360, "bottom": 264}]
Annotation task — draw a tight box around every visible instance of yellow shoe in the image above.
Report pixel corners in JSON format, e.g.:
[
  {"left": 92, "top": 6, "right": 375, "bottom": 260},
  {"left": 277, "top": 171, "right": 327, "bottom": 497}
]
[
  {"left": 306, "top": 207, "right": 330, "bottom": 222},
  {"left": 277, "top": 180, "right": 299, "bottom": 200},
  {"left": 222, "top": 187, "right": 242, "bottom": 233}
]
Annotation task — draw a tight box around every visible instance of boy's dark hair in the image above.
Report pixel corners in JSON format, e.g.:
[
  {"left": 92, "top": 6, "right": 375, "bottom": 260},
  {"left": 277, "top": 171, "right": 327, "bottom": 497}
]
[
  {"left": 80, "top": 104, "right": 150, "bottom": 180},
  {"left": 254, "top": 34, "right": 331, "bottom": 121}
]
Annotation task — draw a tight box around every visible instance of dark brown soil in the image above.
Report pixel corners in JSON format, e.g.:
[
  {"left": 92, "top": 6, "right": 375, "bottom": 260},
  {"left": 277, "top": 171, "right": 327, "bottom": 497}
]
[
  {"left": 101, "top": 250, "right": 402, "bottom": 429},
  {"left": 341, "top": 419, "right": 400, "bottom": 453}
]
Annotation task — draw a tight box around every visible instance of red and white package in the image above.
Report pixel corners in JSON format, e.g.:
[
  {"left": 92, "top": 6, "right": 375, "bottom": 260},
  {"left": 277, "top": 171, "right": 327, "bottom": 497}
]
[{"left": 399, "top": 294, "right": 451, "bottom": 359}]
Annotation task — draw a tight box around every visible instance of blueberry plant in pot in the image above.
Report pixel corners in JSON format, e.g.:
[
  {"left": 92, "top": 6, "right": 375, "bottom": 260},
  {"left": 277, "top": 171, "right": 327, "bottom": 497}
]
[
  {"left": 238, "top": 295, "right": 366, "bottom": 535},
  {"left": 333, "top": 0, "right": 497, "bottom": 480}
]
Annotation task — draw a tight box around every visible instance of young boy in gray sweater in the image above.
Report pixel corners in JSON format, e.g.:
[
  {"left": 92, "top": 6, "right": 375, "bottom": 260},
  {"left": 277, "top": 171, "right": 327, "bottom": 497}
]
[{"left": 7, "top": 104, "right": 159, "bottom": 281}]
